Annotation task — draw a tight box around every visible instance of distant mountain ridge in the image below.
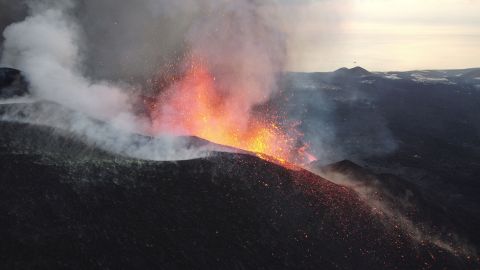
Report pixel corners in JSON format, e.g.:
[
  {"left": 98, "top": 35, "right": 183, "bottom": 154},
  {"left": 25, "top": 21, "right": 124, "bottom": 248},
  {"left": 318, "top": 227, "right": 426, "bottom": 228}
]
[{"left": 333, "top": 66, "right": 372, "bottom": 77}]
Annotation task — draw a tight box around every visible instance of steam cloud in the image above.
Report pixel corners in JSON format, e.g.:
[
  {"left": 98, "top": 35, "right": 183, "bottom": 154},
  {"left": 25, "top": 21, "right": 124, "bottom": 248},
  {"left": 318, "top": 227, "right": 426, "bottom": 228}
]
[
  {"left": 0, "top": 0, "right": 395, "bottom": 164},
  {"left": 1, "top": 2, "right": 132, "bottom": 122},
  {"left": 0, "top": 0, "right": 288, "bottom": 160}
]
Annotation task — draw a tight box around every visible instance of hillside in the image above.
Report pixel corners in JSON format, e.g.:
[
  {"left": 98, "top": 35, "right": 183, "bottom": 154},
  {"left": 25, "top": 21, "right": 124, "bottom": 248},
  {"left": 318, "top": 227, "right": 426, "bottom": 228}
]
[{"left": 0, "top": 118, "right": 476, "bottom": 269}]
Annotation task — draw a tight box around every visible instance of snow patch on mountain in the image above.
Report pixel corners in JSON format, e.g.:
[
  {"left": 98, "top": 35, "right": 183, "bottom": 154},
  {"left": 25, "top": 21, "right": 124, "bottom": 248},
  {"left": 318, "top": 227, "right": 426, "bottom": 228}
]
[{"left": 411, "top": 73, "right": 456, "bottom": 85}]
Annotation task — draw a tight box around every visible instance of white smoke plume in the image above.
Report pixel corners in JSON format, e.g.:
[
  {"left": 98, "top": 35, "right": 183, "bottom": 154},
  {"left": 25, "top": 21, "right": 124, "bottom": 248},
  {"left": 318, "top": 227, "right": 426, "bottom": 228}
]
[
  {"left": 0, "top": 0, "right": 289, "bottom": 160},
  {"left": 1, "top": 0, "right": 135, "bottom": 124}
]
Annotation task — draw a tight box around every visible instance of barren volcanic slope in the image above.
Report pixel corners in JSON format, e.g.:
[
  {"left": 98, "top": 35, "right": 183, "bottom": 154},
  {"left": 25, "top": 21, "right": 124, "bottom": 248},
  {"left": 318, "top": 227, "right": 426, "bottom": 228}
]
[{"left": 0, "top": 115, "right": 477, "bottom": 269}]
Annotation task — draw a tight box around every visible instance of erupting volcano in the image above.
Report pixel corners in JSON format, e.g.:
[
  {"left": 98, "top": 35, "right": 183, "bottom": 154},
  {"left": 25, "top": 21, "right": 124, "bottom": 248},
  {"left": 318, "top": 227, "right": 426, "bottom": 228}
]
[{"left": 148, "top": 58, "right": 316, "bottom": 165}]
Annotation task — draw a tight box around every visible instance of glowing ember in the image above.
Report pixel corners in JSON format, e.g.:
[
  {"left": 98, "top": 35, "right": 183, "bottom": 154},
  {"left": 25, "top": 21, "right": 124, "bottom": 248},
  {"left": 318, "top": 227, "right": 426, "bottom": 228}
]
[{"left": 149, "top": 59, "right": 316, "bottom": 165}]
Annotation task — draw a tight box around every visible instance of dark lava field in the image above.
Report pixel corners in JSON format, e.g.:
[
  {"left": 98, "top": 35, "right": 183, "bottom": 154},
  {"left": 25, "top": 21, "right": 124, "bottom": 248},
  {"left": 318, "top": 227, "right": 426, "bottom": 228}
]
[{"left": 1, "top": 67, "right": 480, "bottom": 269}]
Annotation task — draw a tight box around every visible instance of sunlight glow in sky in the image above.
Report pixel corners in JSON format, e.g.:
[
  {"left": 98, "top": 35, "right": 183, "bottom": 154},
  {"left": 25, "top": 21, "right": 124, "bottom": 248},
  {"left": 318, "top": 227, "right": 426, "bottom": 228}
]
[{"left": 284, "top": 0, "right": 480, "bottom": 72}]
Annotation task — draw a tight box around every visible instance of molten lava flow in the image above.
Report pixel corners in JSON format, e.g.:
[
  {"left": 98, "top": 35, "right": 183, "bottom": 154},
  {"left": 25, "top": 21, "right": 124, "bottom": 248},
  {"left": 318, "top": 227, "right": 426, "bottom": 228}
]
[{"left": 150, "top": 60, "right": 316, "bottom": 166}]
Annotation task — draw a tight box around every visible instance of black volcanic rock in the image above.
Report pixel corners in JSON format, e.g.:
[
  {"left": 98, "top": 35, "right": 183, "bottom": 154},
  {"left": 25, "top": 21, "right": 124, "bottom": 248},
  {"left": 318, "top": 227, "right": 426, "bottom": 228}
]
[
  {"left": 309, "top": 159, "right": 433, "bottom": 220},
  {"left": 312, "top": 160, "right": 419, "bottom": 196},
  {"left": 0, "top": 119, "right": 478, "bottom": 269},
  {"left": 0, "top": 67, "right": 29, "bottom": 98},
  {"left": 310, "top": 159, "right": 480, "bottom": 257}
]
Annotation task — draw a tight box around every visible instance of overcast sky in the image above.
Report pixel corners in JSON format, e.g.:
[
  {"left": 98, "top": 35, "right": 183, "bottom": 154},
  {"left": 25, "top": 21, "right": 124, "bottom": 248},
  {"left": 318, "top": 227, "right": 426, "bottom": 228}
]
[
  {"left": 1, "top": 0, "right": 478, "bottom": 72},
  {"left": 283, "top": 0, "right": 480, "bottom": 72}
]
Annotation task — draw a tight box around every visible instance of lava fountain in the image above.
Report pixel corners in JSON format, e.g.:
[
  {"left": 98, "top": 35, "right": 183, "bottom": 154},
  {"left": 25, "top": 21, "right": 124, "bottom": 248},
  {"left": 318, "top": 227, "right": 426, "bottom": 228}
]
[{"left": 149, "top": 58, "right": 316, "bottom": 166}]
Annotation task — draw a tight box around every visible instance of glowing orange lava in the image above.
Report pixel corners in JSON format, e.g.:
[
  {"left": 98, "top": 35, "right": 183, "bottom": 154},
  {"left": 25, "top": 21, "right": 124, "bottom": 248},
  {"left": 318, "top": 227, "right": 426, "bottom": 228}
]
[{"left": 150, "top": 59, "right": 316, "bottom": 166}]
